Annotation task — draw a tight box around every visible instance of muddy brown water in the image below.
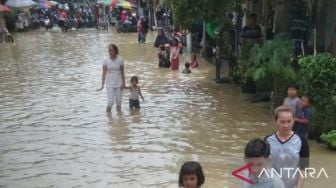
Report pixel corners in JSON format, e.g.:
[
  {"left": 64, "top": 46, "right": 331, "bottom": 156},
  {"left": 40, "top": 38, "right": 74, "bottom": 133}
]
[{"left": 0, "top": 30, "right": 335, "bottom": 188}]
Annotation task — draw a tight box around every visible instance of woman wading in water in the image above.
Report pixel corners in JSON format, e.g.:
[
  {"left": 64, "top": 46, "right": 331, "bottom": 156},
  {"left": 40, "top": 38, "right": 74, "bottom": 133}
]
[{"left": 97, "top": 44, "right": 126, "bottom": 113}]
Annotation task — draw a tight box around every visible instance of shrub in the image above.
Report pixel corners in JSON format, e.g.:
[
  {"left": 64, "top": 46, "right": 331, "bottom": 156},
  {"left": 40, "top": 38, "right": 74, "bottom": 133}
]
[
  {"left": 299, "top": 53, "right": 336, "bottom": 139},
  {"left": 320, "top": 130, "right": 336, "bottom": 150},
  {"left": 234, "top": 42, "right": 257, "bottom": 92}
]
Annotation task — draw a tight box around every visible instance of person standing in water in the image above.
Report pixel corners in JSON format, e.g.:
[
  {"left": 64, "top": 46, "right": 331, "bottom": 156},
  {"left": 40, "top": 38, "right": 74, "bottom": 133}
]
[
  {"left": 97, "top": 44, "right": 126, "bottom": 113},
  {"left": 125, "top": 76, "right": 144, "bottom": 110},
  {"left": 190, "top": 54, "right": 199, "bottom": 68},
  {"left": 265, "top": 106, "right": 309, "bottom": 188},
  {"left": 170, "top": 38, "right": 180, "bottom": 70}
]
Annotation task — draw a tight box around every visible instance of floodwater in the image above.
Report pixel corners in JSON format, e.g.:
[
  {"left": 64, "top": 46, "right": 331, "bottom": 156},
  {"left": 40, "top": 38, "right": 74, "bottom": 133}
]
[{"left": 0, "top": 29, "right": 335, "bottom": 188}]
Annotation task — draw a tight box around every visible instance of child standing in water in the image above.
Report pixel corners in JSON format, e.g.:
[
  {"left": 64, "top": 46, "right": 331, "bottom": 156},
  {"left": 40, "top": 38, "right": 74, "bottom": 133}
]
[
  {"left": 179, "top": 161, "right": 205, "bottom": 188},
  {"left": 182, "top": 62, "right": 191, "bottom": 74},
  {"left": 125, "top": 76, "right": 144, "bottom": 109},
  {"left": 158, "top": 45, "right": 170, "bottom": 68}
]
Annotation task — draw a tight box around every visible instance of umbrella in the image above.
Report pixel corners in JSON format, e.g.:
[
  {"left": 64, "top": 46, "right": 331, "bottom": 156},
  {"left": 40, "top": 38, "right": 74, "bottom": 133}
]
[
  {"left": 111, "top": 0, "right": 120, "bottom": 8},
  {"left": 0, "top": 4, "right": 12, "bottom": 12},
  {"left": 49, "top": 1, "right": 58, "bottom": 6},
  {"left": 58, "top": 3, "right": 69, "bottom": 10},
  {"left": 128, "top": 0, "right": 137, "bottom": 4},
  {"left": 98, "top": 0, "right": 112, "bottom": 5},
  {"left": 5, "top": 0, "right": 36, "bottom": 8},
  {"left": 116, "top": 0, "right": 136, "bottom": 9},
  {"left": 39, "top": 0, "right": 51, "bottom": 9}
]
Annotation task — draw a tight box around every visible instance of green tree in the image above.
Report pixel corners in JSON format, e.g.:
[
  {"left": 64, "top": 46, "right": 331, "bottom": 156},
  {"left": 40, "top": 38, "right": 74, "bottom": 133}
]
[
  {"left": 162, "top": 0, "right": 240, "bottom": 31},
  {"left": 247, "top": 40, "right": 296, "bottom": 105}
]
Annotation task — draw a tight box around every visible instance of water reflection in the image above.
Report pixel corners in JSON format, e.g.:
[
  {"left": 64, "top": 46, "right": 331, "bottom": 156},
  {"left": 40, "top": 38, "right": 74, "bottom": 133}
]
[{"left": 0, "top": 30, "right": 335, "bottom": 188}]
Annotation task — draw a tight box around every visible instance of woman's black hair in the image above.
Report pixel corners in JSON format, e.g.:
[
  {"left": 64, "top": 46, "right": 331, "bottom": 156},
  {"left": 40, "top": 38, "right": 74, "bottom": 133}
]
[
  {"left": 245, "top": 138, "right": 270, "bottom": 158},
  {"left": 178, "top": 161, "right": 205, "bottom": 187},
  {"left": 108, "top": 44, "right": 119, "bottom": 55}
]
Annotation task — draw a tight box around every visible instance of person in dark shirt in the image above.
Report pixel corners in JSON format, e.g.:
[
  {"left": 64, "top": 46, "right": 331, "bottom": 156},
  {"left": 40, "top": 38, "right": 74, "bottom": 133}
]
[
  {"left": 241, "top": 13, "right": 263, "bottom": 44},
  {"left": 154, "top": 29, "right": 169, "bottom": 48},
  {"left": 158, "top": 45, "right": 170, "bottom": 68},
  {"left": 294, "top": 95, "right": 313, "bottom": 137}
]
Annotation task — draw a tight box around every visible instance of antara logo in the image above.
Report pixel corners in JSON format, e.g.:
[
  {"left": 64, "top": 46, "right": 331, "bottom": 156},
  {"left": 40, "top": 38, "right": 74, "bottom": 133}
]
[
  {"left": 231, "top": 162, "right": 254, "bottom": 184},
  {"left": 260, "top": 168, "right": 329, "bottom": 179},
  {"left": 232, "top": 163, "right": 329, "bottom": 184}
]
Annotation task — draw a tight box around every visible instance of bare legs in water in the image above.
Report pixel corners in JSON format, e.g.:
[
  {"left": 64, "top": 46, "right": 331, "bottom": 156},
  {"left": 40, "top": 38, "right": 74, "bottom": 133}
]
[{"left": 106, "top": 105, "right": 122, "bottom": 113}]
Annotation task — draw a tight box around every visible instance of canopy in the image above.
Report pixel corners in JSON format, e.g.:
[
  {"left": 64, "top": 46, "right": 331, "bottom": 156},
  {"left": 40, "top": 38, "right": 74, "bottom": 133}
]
[
  {"left": 0, "top": 4, "right": 12, "bottom": 12},
  {"left": 5, "top": 0, "right": 36, "bottom": 8}
]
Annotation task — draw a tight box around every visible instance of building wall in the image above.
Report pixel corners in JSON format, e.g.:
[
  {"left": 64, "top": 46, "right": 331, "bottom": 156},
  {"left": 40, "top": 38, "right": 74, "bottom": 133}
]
[{"left": 324, "top": 0, "right": 336, "bottom": 50}]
